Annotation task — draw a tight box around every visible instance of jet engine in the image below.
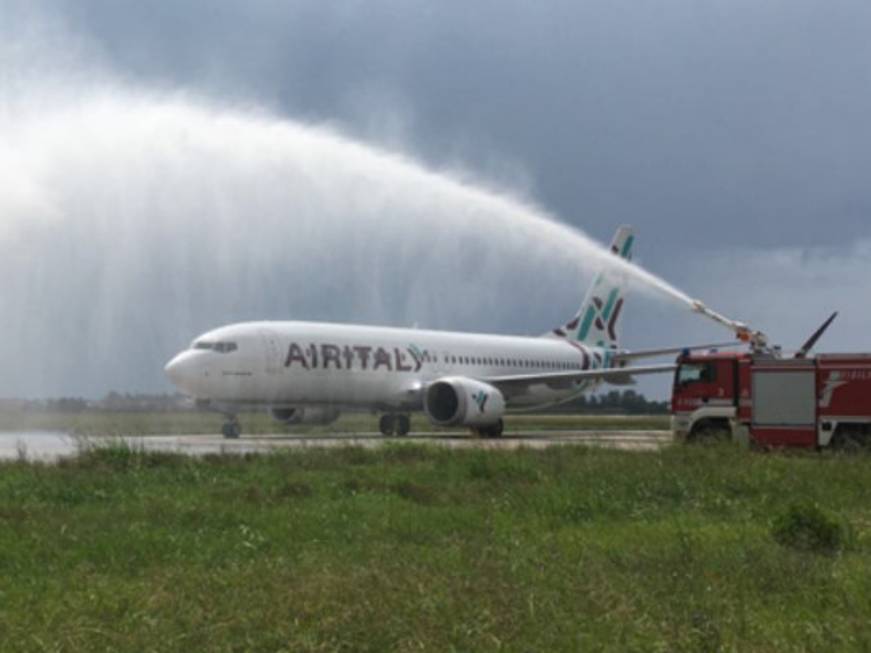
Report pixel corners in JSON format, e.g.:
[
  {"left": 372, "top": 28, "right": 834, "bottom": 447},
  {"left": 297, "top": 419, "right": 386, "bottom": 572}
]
[
  {"left": 424, "top": 377, "right": 505, "bottom": 427},
  {"left": 270, "top": 406, "right": 341, "bottom": 426}
]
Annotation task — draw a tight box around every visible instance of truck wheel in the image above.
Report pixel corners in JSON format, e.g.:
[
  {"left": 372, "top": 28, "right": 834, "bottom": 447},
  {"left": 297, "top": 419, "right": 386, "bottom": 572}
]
[
  {"left": 832, "top": 427, "right": 868, "bottom": 452},
  {"left": 689, "top": 420, "right": 730, "bottom": 443}
]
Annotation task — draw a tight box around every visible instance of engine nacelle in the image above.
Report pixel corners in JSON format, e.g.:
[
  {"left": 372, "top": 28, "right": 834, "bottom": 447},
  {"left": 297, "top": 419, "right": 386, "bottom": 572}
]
[
  {"left": 270, "top": 406, "right": 341, "bottom": 426},
  {"left": 424, "top": 377, "right": 505, "bottom": 427}
]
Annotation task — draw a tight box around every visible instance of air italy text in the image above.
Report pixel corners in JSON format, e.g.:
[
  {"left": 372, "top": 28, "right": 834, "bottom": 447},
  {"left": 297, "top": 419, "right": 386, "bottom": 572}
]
[{"left": 284, "top": 343, "right": 424, "bottom": 372}]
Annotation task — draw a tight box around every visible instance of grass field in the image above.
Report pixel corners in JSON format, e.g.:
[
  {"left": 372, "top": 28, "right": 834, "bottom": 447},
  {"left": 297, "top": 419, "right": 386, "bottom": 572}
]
[
  {"left": 0, "top": 410, "right": 670, "bottom": 435},
  {"left": 0, "top": 443, "right": 869, "bottom": 651}
]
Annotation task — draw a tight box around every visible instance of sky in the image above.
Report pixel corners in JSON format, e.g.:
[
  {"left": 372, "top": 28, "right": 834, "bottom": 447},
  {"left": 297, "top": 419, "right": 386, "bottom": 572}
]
[{"left": 2, "top": 0, "right": 871, "bottom": 398}]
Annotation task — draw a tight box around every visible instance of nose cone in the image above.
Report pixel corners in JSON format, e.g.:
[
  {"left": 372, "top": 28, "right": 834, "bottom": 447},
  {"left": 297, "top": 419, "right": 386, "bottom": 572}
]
[{"left": 165, "top": 351, "right": 199, "bottom": 394}]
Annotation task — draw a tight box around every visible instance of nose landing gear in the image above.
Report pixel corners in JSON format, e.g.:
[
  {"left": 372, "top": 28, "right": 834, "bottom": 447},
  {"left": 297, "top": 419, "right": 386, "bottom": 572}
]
[
  {"left": 221, "top": 416, "right": 241, "bottom": 439},
  {"left": 379, "top": 413, "right": 411, "bottom": 437}
]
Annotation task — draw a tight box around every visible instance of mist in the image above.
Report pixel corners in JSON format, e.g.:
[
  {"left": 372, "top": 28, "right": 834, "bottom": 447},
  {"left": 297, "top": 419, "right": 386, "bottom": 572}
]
[{"left": 1, "top": 59, "right": 700, "bottom": 398}]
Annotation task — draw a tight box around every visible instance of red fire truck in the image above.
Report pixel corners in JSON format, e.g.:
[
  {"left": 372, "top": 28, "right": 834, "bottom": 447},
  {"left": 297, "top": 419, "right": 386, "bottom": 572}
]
[{"left": 672, "top": 350, "right": 871, "bottom": 449}]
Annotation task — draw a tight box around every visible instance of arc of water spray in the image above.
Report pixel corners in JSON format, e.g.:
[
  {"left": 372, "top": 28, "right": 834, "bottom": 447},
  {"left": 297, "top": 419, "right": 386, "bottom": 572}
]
[{"left": 0, "top": 85, "right": 713, "bottom": 394}]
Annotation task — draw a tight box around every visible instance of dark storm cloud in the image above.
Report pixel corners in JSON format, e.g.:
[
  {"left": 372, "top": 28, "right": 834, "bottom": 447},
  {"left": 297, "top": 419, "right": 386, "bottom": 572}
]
[{"left": 46, "top": 0, "right": 871, "bottom": 252}]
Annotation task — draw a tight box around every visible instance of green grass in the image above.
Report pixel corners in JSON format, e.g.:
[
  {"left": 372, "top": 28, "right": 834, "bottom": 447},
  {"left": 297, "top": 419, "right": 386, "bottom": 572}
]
[
  {"left": 0, "top": 444, "right": 870, "bottom": 651},
  {"left": 0, "top": 410, "right": 670, "bottom": 435}
]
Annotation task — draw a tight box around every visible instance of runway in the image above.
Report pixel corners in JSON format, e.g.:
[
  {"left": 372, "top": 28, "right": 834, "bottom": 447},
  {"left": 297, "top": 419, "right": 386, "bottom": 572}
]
[{"left": 0, "top": 430, "right": 672, "bottom": 461}]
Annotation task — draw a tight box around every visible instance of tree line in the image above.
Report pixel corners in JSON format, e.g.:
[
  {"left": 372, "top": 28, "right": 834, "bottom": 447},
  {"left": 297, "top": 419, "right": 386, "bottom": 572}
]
[{"left": 1, "top": 390, "right": 669, "bottom": 415}]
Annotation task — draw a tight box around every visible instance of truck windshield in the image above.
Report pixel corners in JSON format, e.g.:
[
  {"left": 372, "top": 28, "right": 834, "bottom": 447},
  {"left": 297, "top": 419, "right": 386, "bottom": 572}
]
[{"left": 677, "top": 363, "right": 716, "bottom": 385}]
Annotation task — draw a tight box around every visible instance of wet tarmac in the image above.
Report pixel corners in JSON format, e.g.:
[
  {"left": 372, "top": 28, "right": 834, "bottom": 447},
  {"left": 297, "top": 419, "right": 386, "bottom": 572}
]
[{"left": 0, "top": 430, "right": 672, "bottom": 462}]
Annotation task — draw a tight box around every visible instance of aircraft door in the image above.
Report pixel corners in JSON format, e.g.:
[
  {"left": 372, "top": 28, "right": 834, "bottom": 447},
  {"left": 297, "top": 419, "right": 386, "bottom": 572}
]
[{"left": 260, "top": 328, "right": 282, "bottom": 375}]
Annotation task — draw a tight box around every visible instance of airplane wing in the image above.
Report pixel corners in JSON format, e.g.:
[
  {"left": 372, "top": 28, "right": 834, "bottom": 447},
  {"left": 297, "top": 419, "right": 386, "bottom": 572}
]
[
  {"left": 483, "top": 363, "right": 677, "bottom": 391},
  {"left": 389, "top": 364, "right": 676, "bottom": 409},
  {"left": 613, "top": 342, "right": 739, "bottom": 362}
]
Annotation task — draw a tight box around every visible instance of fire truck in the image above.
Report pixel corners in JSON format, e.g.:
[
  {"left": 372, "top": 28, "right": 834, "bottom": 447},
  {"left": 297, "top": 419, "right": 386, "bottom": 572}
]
[{"left": 671, "top": 308, "right": 871, "bottom": 449}]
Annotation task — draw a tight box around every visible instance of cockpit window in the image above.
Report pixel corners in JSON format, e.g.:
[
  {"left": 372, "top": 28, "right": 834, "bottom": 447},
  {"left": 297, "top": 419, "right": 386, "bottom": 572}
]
[{"left": 193, "top": 341, "right": 237, "bottom": 353}]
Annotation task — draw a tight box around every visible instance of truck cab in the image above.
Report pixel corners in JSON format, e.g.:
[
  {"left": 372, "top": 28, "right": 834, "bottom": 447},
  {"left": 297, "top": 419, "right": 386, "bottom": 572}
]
[{"left": 671, "top": 352, "right": 746, "bottom": 442}]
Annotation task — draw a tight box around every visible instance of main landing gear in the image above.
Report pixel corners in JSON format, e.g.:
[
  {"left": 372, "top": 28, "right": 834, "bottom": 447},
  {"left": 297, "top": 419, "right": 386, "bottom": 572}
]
[
  {"left": 473, "top": 419, "right": 504, "bottom": 439},
  {"left": 221, "top": 416, "right": 241, "bottom": 439},
  {"left": 379, "top": 413, "right": 411, "bottom": 437}
]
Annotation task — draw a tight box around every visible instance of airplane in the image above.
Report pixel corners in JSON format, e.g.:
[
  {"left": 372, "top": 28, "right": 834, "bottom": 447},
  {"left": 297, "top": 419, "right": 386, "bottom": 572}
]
[{"left": 164, "top": 226, "right": 723, "bottom": 438}]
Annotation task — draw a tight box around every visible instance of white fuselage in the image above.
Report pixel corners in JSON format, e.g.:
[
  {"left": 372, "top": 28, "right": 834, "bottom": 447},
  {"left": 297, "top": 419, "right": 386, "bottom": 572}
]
[{"left": 165, "top": 321, "right": 606, "bottom": 411}]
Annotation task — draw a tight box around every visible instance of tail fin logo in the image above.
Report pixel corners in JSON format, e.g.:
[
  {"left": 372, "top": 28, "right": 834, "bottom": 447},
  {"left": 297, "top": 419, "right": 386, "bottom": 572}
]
[
  {"left": 549, "top": 226, "right": 632, "bottom": 346},
  {"left": 577, "top": 292, "right": 624, "bottom": 342}
]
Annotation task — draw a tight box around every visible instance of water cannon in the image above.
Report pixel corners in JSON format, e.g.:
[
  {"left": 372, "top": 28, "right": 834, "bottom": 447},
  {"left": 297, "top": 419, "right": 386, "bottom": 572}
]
[{"left": 690, "top": 299, "right": 770, "bottom": 352}]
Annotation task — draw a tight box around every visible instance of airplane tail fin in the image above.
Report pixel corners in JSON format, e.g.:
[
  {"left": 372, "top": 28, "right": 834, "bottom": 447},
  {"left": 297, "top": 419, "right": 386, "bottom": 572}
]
[{"left": 548, "top": 226, "right": 633, "bottom": 350}]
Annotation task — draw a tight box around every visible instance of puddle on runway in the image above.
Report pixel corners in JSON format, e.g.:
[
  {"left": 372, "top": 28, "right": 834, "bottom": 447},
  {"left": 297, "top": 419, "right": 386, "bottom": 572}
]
[{"left": 0, "top": 431, "right": 76, "bottom": 461}]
